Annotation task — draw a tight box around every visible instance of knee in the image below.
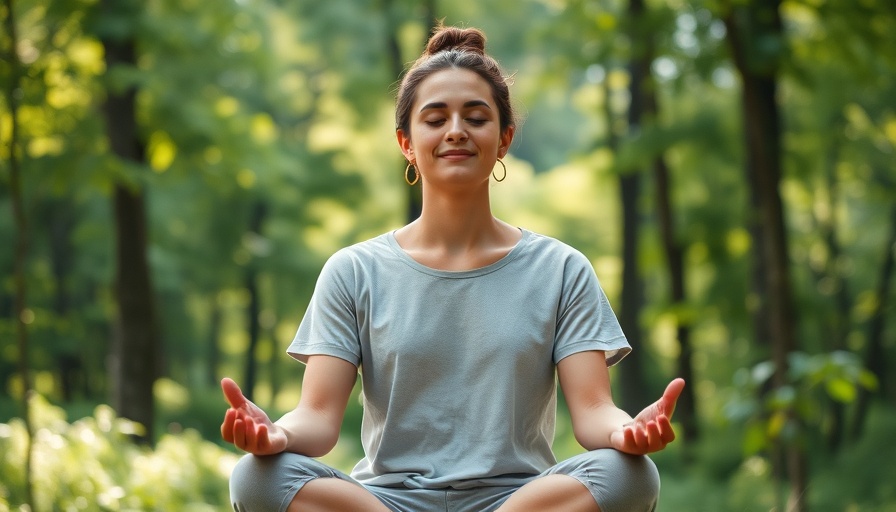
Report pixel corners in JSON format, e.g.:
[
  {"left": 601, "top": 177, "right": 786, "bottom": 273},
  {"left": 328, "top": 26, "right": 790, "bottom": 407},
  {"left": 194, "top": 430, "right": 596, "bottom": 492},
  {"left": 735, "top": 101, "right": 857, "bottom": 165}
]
[
  {"left": 567, "top": 450, "right": 661, "bottom": 512},
  {"left": 615, "top": 451, "right": 660, "bottom": 503},
  {"left": 230, "top": 453, "right": 326, "bottom": 511}
]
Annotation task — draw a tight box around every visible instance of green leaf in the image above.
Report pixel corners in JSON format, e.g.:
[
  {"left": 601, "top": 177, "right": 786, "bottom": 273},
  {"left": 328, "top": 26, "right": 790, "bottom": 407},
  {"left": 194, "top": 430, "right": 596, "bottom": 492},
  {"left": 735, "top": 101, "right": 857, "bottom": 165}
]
[
  {"left": 825, "top": 377, "right": 857, "bottom": 403},
  {"left": 743, "top": 423, "right": 768, "bottom": 455},
  {"left": 858, "top": 370, "right": 880, "bottom": 391}
]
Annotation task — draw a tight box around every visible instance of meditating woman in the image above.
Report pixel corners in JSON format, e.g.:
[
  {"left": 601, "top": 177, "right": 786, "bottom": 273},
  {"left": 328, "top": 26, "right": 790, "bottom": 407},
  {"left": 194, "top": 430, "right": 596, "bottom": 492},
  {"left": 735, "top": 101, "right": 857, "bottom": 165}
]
[{"left": 221, "top": 24, "right": 684, "bottom": 512}]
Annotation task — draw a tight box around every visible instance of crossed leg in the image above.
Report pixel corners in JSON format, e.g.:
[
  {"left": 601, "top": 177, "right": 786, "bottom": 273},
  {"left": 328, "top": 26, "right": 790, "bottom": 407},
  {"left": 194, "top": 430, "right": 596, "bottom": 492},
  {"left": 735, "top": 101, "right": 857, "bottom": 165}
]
[
  {"left": 233, "top": 450, "right": 654, "bottom": 512},
  {"left": 286, "top": 478, "right": 390, "bottom": 512},
  {"left": 285, "top": 474, "right": 599, "bottom": 512},
  {"left": 497, "top": 474, "right": 600, "bottom": 512}
]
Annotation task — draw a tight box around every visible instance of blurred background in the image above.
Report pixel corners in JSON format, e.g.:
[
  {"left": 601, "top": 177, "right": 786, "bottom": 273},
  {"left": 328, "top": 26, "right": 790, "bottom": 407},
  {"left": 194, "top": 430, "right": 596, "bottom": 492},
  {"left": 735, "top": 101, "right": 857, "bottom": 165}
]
[{"left": 1, "top": 0, "right": 894, "bottom": 510}]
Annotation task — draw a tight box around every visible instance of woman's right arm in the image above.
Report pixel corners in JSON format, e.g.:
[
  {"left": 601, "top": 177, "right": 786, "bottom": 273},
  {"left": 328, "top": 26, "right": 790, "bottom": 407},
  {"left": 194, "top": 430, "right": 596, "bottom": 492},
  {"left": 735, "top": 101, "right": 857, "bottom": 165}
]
[{"left": 221, "top": 354, "right": 358, "bottom": 457}]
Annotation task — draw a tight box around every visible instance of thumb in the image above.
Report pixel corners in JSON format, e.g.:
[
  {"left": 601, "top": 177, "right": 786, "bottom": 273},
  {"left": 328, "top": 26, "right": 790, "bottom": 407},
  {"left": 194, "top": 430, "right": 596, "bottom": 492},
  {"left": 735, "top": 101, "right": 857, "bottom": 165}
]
[
  {"left": 662, "top": 378, "right": 686, "bottom": 417},
  {"left": 221, "top": 377, "right": 248, "bottom": 409}
]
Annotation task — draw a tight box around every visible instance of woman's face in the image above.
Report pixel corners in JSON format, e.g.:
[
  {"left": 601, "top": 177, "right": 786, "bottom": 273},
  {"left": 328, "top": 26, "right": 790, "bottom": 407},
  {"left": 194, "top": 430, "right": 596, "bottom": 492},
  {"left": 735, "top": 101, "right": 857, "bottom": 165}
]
[{"left": 398, "top": 67, "right": 514, "bottom": 188}]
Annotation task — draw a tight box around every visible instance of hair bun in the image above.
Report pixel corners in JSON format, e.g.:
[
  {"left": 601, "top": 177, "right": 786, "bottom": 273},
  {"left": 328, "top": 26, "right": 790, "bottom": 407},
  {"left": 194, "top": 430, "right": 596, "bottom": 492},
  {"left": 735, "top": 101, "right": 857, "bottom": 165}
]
[{"left": 423, "top": 26, "right": 486, "bottom": 56}]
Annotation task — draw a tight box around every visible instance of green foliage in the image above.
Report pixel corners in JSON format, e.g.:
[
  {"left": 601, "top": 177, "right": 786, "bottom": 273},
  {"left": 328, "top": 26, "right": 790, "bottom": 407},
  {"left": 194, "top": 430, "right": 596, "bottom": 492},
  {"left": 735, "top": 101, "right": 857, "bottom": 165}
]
[
  {"left": 809, "top": 406, "right": 896, "bottom": 512},
  {"left": 658, "top": 455, "right": 780, "bottom": 512},
  {"left": 3, "top": 0, "right": 896, "bottom": 508},
  {"left": 659, "top": 405, "right": 896, "bottom": 512},
  {"left": 724, "top": 351, "right": 878, "bottom": 455},
  {"left": 0, "top": 395, "right": 238, "bottom": 510}
]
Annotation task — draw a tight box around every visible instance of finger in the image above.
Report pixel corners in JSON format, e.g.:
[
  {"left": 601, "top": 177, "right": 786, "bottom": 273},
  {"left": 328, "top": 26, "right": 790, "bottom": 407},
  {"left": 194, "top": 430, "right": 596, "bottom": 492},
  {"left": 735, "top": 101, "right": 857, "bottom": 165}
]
[
  {"left": 221, "top": 409, "right": 237, "bottom": 443},
  {"left": 233, "top": 418, "right": 247, "bottom": 450},
  {"left": 657, "top": 415, "right": 676, "bottom": 444},
  {"left": 242, "top": 417, "right": 259, "bottom": 453},
  {"left": 255, "top": 423, "right": 270, "bottom": 453},
  {"left": 221, "top": 378, "right": 248, "bottom": 409},
  {"left": 661, "top": 378, "right": 686, "bottom": 416},
  {"left": 633, "top": 423, "right": 649, "bottom": 450},
  {"left": 645, "top": 420, "right": 663, "bottom": 450},
  {"left": 623, "top": 426, "right": 637, "bottom": 451}
]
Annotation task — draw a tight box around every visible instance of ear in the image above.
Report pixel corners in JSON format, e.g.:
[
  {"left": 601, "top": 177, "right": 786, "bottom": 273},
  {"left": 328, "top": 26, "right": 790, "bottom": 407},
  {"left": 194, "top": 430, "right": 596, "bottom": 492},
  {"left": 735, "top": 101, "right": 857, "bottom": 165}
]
[
  {"left": 498, "top": 125, "right": 515, "bottom": 158},
  {"left": 397, "top": 129, "right": 414, "bottom": 162}
]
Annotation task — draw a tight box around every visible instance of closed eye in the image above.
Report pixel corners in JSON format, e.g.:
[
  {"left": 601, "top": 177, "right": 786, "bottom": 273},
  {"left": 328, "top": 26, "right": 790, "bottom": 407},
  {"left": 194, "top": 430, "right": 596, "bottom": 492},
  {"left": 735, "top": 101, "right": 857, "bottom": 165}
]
[{"left": 422, "top": 117, "right": 489, "bottom": 127}]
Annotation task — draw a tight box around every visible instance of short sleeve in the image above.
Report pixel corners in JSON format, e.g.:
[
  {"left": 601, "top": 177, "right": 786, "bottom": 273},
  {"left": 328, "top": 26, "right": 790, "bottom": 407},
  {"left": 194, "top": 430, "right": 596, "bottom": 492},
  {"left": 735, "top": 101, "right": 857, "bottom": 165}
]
[
  {"left": 552, "top": 251, "right": 631, "bottom": 366},
  {"left": 287, "top": 250, "right": 362, "bottom": 367}
]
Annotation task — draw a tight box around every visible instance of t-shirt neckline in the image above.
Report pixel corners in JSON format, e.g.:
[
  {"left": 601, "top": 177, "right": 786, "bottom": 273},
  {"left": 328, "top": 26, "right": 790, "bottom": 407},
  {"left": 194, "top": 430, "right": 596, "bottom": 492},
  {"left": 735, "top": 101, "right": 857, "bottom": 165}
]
[{"left": 386, "top": 228, "right": 531, "bottom": 278}]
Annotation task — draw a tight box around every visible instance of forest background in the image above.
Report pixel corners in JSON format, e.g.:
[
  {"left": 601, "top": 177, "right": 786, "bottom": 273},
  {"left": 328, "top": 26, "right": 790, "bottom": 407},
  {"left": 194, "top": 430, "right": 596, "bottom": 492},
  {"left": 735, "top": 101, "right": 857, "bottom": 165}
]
[{"left": 1, "top": 0, "right": 895, "bottom": 510}]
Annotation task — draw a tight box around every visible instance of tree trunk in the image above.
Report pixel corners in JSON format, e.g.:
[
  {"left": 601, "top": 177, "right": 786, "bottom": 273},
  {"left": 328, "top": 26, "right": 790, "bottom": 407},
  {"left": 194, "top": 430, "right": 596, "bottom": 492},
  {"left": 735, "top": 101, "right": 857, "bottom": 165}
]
[
  {"left": 616, "top": 0, "right": 650, "bottom": 413},
  {"left": 724, "top": 1, "right": 808, "bottom": 509},
  {"left": 100, "top": 0, "right": 158, "bottom": 443},
  {"left": 207, "top": 295, "right": 222, "bottom": 387},
  {"left": 242, "top": 201, "right": 268, "bottom": 402},
  {"left": 4, "top": 0, "right": 35, "bottom": 503},
  {"left": 653, "top": 154, "right": 698, "bottom": 446},
  {"left": 637, "top": 5, "right": 699, "bottom": 446},
  {"left": 617, "top": 176, "right": 648, "bottom": 412},
  {"left": 110, "top": 185, "right": 158, "bottom": 442},
  {"left": 243, "top": 269, "right": 261, "bottom": 402},
  {"left": 49, "top": 201, "right": 81, "bottom": 402},
  {"left": 267, "top": 318, "right": 283, "bottom": 400}
]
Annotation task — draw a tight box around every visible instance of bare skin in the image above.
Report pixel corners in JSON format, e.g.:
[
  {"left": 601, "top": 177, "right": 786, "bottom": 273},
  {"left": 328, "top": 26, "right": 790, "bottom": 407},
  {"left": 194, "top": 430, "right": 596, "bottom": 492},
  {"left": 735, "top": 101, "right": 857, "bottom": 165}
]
[
  {"left": 497, "top": 475, "right": 602, "bottom": 512},
  {"left": 287, "top": 479, "right": 390, "bottom": 512},
  {"left": 221, "top": 67, "right": 685, "bottom": 511},
  {"left": 393, "top": 68, "right": 518, "bottom": 272}
]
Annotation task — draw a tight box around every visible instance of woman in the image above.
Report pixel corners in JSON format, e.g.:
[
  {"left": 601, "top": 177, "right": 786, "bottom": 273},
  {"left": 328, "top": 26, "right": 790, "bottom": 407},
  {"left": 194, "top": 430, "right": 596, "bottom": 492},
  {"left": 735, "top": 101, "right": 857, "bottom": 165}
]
[{"left": 222, "top": 24, "right": 684, "bottom": 512}]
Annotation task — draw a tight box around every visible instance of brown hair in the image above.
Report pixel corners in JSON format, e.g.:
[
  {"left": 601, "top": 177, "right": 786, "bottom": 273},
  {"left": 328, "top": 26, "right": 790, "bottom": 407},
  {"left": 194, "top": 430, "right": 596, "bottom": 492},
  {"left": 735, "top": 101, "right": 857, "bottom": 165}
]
[{"left": 395, "top": 25, "right": 515, "bottom": 136}]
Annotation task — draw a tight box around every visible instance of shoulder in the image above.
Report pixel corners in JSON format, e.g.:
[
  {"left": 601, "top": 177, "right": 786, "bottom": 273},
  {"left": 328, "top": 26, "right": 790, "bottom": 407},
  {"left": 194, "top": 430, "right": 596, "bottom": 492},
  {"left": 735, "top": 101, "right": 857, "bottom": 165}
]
[
  {"left": 517, "top": 230, "right": 603, "bottom": 296},
  {"left": 324, "top": 233, "right": 392, "bottom": 266},
  {"left": 521, "top": 230, "right": 594, "bottom": 268},
  {"left": 316, "top": 232, "right": 393, "bottom": 283}
]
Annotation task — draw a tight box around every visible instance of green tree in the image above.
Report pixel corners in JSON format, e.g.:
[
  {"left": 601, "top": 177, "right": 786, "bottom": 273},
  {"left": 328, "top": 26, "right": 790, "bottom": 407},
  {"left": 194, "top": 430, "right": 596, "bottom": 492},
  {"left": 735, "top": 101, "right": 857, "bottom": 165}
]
[
  {"left": 2, "top": 0, "right": 36, "bottom": 504},
  {"left": 95, "top": 0, "right": 160, "bottom": 443}
]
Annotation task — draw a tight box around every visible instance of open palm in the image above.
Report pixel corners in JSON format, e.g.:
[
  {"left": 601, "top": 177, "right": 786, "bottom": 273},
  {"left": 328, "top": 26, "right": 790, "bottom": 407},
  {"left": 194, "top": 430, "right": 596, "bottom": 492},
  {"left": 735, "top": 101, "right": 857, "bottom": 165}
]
[
  {"left": 610, "top": 378, "right": 685, "bottom": 455},
  {"left": 220, "top": 377, "right": 288, "bottom": 455}
]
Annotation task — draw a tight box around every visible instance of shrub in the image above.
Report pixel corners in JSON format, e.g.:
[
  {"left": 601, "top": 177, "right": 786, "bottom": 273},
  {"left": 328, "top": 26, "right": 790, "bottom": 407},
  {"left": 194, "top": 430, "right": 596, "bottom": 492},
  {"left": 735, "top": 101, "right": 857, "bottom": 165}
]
[{"left": 0, "top": 395, "right": 239, "bottom": 510}]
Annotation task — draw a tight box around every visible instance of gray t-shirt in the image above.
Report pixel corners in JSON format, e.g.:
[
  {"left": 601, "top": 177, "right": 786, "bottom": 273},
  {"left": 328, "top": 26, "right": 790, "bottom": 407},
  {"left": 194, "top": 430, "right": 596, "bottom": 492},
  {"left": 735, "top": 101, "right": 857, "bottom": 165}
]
[{"left": 287, "top": 228, "right": 630, "bottom": 489}]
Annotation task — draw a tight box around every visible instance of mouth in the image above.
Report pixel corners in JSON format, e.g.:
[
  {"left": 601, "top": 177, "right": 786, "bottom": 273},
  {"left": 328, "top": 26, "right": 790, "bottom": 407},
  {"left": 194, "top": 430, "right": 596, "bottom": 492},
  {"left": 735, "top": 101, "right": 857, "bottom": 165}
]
[{"left": 438, "top": 150, "right": 475, "bottom": 159}]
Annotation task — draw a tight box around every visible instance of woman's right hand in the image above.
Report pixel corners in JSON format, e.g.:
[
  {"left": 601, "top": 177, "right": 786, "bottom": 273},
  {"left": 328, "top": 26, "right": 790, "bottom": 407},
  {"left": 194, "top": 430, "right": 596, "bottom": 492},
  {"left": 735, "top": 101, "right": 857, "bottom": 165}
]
[{"left": 220, "top": 377, "right": 288, "bottom": 455}]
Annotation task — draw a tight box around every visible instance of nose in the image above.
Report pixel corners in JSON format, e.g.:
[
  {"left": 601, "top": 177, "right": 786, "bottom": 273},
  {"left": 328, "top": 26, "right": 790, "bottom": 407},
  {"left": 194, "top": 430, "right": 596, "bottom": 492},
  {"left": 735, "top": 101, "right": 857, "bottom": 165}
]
[{"left": 445, "top": 115, "right": 468, "bottom": 142}]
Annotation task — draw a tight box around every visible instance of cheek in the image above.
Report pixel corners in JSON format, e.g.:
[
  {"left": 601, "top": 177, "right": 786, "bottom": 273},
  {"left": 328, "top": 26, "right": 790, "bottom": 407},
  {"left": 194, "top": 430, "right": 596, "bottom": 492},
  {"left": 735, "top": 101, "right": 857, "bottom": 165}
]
[{"left": 410, "top": 128, "right": 439, "bottom": 151}]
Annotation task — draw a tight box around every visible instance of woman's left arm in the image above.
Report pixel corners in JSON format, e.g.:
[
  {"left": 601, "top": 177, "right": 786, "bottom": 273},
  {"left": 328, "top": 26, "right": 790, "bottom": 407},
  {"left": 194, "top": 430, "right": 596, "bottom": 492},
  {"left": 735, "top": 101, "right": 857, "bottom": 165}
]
[{"left": 557, "top": 350, "right": 685, "bottom": 455}]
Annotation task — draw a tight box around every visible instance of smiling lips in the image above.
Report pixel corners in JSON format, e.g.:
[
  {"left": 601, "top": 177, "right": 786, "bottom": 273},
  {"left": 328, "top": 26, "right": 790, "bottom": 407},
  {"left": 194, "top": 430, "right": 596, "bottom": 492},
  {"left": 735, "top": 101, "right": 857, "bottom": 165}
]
[{"left": 438, "top": 149, "right": 475, "bottom": 159}]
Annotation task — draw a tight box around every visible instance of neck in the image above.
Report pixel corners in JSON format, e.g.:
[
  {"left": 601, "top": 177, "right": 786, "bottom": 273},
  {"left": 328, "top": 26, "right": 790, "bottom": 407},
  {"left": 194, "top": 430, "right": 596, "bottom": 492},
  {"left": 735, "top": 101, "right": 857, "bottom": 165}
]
[
  {"left": 394, "top": 184, "right": 521, "bottom": 270},
  {"left": 415, "top": 186, "right": 497, "bottom": 248}
]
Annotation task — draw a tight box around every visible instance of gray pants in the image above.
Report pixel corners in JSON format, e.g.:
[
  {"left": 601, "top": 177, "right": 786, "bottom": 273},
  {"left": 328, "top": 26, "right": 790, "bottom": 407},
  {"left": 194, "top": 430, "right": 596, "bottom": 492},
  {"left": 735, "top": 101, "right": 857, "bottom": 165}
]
[{"left": 230, "top": 449, "right": 659, "bottom": 512}]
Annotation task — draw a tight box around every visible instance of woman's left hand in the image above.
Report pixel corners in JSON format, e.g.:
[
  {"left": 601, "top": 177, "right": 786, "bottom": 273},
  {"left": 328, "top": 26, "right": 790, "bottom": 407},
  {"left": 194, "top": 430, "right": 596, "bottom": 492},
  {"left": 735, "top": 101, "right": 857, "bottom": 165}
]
[{"left": 609, "top": 378, "right": 685, "bottom": 455}]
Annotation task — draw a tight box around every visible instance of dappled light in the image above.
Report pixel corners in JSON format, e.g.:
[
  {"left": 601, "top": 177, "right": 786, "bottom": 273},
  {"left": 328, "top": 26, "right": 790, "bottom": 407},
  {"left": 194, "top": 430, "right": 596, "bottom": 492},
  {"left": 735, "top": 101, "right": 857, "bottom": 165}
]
[{"left": 2, "top": 0, "right": 895, "bottom": 510}]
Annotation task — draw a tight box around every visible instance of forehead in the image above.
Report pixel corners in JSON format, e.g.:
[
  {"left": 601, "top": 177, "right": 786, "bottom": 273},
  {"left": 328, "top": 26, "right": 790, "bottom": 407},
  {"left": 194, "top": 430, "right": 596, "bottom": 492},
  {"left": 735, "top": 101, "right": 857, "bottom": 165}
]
[{"left": 414, "top": 68, "right": 494, "bottom": 108}]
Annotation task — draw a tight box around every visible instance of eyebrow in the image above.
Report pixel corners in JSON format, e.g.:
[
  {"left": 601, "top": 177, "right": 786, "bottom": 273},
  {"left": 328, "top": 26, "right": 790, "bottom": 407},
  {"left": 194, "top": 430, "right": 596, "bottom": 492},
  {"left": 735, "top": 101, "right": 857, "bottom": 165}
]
[{"left": 419, "top": 100, "right": 492, "bottom": 112}]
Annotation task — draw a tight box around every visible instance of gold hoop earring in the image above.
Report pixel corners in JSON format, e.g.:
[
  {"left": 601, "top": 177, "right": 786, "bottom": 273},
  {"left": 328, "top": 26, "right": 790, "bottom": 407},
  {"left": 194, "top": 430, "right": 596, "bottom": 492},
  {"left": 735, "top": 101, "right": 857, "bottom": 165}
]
[
  {"left": 493, "top": 159, "right": 507, "bottom": 182},
  {"left": 405, "top": 162, "right": 419, "bottom": 186}
]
